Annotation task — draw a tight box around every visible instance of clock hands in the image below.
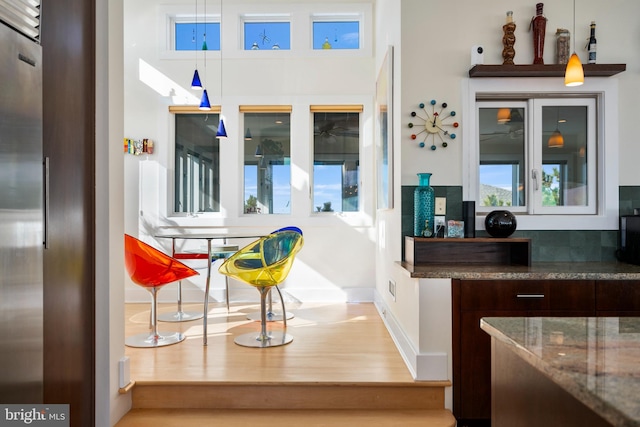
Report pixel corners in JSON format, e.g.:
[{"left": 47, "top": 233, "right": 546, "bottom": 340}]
[
  {"left": 409, "top": 100, "right": 459, "bottom": 150},
  {"left": 434, "top": 124, "right": 449, "bottom": 135}
]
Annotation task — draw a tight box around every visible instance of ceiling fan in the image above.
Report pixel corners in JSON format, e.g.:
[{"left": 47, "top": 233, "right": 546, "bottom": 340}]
[
  {"left": 480, "top": 109, "right": 524, "bottom": 142},
  {"left": 480, "top": 122, "right": 524, "bottom": 141},
  {"left": 314, "top": 115, "right": 358, "bottom": 143}
]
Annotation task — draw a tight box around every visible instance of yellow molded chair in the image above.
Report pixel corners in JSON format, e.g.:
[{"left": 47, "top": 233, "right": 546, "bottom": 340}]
[
  {"left": 124, "top": 234, "right": 199, "bottom": 347},
  {"left": 218, "top": 227, "right": 303, "bottom": 347}
]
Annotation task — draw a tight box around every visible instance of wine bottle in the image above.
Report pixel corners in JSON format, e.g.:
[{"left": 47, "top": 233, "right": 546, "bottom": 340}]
[{"left": 587, "top": 21, "right": 597, "bottom": 64}]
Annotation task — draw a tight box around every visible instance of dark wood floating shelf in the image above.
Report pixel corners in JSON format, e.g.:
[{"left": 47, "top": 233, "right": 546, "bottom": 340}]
[
  {"left": 469, "top": 63, "right": 626, "bottom": 78},
  {"left": 405, "top": 236, "right": 531, "bottom": 266}
]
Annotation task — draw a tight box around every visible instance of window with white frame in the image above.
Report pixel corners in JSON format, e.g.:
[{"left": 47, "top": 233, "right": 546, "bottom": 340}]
[
  {"left": 312, "top": 17, "right": 360, "bottom": 50},
  {"left": 243, "top": 19, "right": 291, "bottom": 50},
  {"left": 312, "top": 107, "right": 361, "bottom": 213},
  {"left": 174, "top": 21, "right": 220, "bottom": 51},
  {"left": 160, "top": 3, "right": 372, "bottom": 58},
  {"left": 464, "top": 78, "right": 619, "bottom": 230},
  {"left": 173, "top": 110, "right": 221, "bottom": 214},
  {"left": 477, "top": 98, "right": 596, "bottom": 215},
  {"left": 242, "top": 108, "right": 292, "bottom": 214}
]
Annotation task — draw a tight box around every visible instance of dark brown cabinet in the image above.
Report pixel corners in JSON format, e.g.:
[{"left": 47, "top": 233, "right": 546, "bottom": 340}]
[
  {"left": 452, "top": 279, "right": 596, "bottom": 427},
  {"left": 596, "top": 280, "right": 640, "bottom": 315}
]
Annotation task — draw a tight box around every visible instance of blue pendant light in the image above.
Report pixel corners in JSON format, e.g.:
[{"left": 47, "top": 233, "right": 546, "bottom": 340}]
[
  {"left": 190, "top": 1, "right": 202, "bottom": 90},
  {"left": 199, "top": 89, "right": 211, "bottom": 110},
  {"left": 216, "top": 118, "right": 227, "bottom": 138},
  {"left": 191, "top": 69, "right": 202, "bottom": 90}
]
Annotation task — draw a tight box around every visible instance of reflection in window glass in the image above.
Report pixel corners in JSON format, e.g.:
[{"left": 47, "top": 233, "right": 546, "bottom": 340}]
[
  {"left": 478, "top": 107, "right": 526, "bottom": 208},
  {"left": 542, "top": 105, "right": 588, "bottom": 207},
  {"left": 312, "top": 21, "right": 360, "bottom": 49},
  {"left": 175, "top": 22, "right": 220, "bottom": 51},
  {"left": 313, "top": 112, "right": 359, "bottom": 212},
  {"left": 243, "top": 113, "right": 291, "bottom": 214},
  {"left": 174, "top": 114, "right": 220, "bottom": 213},
  {"left": 244, "top": 22, "right": 290, "bottom": 50}
]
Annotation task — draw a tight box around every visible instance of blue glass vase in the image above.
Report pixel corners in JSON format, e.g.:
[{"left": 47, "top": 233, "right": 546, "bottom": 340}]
[{"left": 414, "top": 173, "right": 435, "bottom": 237}]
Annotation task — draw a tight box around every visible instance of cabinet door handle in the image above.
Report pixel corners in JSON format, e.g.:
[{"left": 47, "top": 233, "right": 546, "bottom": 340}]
[
  {"left": 44, "top": 156, "right": 50, "bottom": 249},
  {"left": 516, "top": 294, "right": 545, "bottom": 298}
]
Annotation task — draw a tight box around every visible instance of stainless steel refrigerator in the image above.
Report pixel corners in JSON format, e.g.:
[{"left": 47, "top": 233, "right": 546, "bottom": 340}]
[{"left": 0, "top": 12, "right": 43, "bottom": 402}]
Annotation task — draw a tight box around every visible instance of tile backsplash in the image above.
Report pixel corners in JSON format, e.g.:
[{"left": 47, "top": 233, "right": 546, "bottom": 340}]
[{"left": 401, "top": 185, "right": 640, "bottom": 262}]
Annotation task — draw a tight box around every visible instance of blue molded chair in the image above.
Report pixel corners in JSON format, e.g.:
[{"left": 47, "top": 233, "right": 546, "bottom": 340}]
[{"left": 218, "top": 227, "right": 303, "bottom": 347}]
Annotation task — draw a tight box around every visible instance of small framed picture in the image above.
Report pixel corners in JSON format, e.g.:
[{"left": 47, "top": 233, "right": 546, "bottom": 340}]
[{"left": 447, "top": 220, "right": 464, "bottom": 238}]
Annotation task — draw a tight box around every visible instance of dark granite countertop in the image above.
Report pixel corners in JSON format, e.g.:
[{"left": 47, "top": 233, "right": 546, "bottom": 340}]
[
  {"left": 481, "top": 316, "right": 640, "bottom": 427},
  {"left": 399, "top": 261, "right": 640, "bottom": 280}
]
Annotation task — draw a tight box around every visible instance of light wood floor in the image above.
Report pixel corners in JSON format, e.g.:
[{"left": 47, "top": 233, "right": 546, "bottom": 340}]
[
  {"left": 119, "top": 302, "right": 456, "bottom": 426},
  {"left": 124, "top": 301, "right": 415, "bottom": 384}
]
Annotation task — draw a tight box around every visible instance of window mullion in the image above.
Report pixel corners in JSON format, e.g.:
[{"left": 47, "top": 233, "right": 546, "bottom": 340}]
[{"left": 529, "top": 99, "right": 542, "bottom": 214}]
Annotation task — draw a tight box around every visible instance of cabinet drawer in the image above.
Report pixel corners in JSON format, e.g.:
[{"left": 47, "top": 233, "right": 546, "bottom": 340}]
[
  {"left": 460, "top": 280, "right": 595, "bottom": 311},
  {"left": 596, "top": 280, "right": 640, "bottom": 312}
]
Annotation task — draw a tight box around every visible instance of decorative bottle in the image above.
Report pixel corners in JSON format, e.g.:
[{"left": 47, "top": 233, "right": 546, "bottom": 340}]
[
  {"left": 530, "top": 3, "right": 547, "bottom": 64},
  {"left": 587, "top": 21, "right": 597, "bottom": 64},
  {"left": 414, "top": 173, "right": 435, "bottom": 237},
  {"left": 502, "top": 11, "right": 516, "bottom": 65}
]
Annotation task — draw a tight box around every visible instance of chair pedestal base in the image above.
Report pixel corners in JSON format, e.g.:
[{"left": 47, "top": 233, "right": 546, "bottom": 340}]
[
  {"left": 246, "top": 311, "right": 294, "bottom": 322},
  {"left": 234, "top": 331, "right": 293, "bottom": 348},
  {"left": 246, "top": 285, "right": 294, "bottom": 322},
  {"left": 235, "top": 286, "right": 293, "bottom": 348},
  {"left": 125, "top": 331, "right": 185, "bottom": 348},
  {"left": 158, "top": 280, "right": 205, "bottom": 323},
  {"left": 158, "top": 310, "right": 203, "bottom": 322}
]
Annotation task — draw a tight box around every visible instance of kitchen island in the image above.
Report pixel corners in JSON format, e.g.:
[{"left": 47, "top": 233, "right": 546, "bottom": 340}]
[{"left": 481, "top": 316, "right": 640, "bottom": 427}]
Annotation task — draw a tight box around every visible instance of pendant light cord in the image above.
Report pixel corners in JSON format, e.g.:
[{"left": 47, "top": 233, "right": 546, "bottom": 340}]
[
  {"left": 572, "top": 0, "right": 576, "bottom": 53},
  {"left": 220, "top": 0, "right": 223, "bottom": 103}
]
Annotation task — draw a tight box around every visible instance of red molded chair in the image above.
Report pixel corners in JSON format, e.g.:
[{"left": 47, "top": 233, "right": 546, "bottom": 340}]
[{"left": 124, "top": 234, "right": 199, "bottom": 347}]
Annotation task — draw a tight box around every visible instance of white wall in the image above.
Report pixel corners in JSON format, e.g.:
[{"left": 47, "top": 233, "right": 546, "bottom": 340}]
[
  {"left": 373, "top": 0, "right": 640, "bottom": 412},
  {"left": 98, "top": 0, "right": 129, "bottom": 425},
  {"left": 398, "top": 0, "right": 640, "bottom": 187},
  {"left": 123, "top": 0, "right": 378, "bottom": 304}
]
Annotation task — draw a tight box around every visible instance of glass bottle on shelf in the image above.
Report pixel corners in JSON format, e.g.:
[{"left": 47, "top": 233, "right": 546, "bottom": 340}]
[
  {"left": 587, "top": 21, "right": 597, "bottom": 64},
  {"left": 414, "top": 173, "right": 435, "bottom": 237}
]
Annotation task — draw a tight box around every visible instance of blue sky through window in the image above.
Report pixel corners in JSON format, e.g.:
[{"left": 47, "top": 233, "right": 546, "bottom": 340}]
[
  {"left": 175, "top": 22, "right": 220, "bottom": 51},
  {"left": 312, "top": 21, "right": 359, "bottom": 49},
  {"left": 244, "top": 22, "right": 290, "bottom": 50}
]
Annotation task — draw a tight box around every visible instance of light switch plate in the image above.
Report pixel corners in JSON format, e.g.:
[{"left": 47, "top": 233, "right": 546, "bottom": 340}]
[
  {"left": 119, "top": 356, "right": 130, "bottom": 389},
  {"left": 435, "top": 197, "right": 446, "bottom": 215}
]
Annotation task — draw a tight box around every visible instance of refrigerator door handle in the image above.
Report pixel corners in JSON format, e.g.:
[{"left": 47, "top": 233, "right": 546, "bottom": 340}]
[{"left": 44, "top": 156, "right": 49, "bottom": 249}]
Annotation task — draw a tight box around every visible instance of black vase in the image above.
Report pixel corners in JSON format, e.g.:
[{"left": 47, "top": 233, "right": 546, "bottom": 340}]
[{"left": 484, "top": 210, "right": 517, "bottom": 238}]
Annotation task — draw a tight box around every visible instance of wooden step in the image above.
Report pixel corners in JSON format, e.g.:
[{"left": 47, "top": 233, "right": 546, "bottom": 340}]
[
  {"left": 115, "top": 408, "right": 457, "bottom": 427},
  {"left": 130, "top": 380, "right": 451, "bottom": 410}
]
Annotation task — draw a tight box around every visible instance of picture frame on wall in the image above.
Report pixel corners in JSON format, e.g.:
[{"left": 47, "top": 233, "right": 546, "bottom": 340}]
[{"left": 376, "top": 45, "right": 394, "bottom": 209}]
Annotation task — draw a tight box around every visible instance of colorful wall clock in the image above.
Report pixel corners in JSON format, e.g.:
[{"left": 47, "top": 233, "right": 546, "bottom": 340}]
[{"left": 408, "top": 100, "right": 459, "bottom": 150}]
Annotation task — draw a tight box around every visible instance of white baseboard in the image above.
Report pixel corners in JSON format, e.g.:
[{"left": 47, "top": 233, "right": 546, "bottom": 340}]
[{"left": 373, "top": 291, "right": 448, "bottom": 381}]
